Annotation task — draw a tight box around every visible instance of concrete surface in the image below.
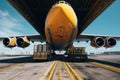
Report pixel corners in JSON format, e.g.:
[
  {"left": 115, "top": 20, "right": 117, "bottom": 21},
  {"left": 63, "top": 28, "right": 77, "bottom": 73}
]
[
  {"left": 69, "top": 62, "right": 120, "bottom": 80},
  {"left": 0, "top": 61, "right": 53, "bottom": 80},
  {"left": 88, "top": 55, "right": 120, "bottom": 64},
  {"left": 0, "top": 54, "right": 120, "bottom": 80},
  {"left": 88, "top": 55, "right": 120, "bottom": 68}
]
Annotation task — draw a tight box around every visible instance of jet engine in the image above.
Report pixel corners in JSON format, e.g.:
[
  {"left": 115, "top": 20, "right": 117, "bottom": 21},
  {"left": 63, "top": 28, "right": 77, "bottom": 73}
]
[
  {"left": 91, "top": 37, "right": 105, "bottom": 48},
  {"left": 16, "top": 37, "right": 30, "bottom": 48},
  {"left": 104, "top": 37, "right": 116, "bottom": 48},
  {"left": 3, "top": 38, "right": 16, "bottom": 47}
]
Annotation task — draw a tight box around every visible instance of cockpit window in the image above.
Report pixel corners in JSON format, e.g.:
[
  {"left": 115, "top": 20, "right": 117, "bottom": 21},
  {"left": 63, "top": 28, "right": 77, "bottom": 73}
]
[
  {"left": 56, "top": 1, "right": 71, "bottom": 6},
  {"left": 59, "top": 1, "right": 65, "bottom": 3}
]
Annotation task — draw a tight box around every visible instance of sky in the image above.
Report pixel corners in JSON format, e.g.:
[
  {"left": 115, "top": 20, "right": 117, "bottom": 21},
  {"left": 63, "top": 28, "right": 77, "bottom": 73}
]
[{"left": 0, "top": 0, "right": 120, "bottom": 54}]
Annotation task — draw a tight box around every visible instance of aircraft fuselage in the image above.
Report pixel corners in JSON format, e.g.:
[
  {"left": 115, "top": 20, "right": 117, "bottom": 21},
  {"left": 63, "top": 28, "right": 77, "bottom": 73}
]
[{"left": 45, "top": 1, "right": 78, "bottom": 50}]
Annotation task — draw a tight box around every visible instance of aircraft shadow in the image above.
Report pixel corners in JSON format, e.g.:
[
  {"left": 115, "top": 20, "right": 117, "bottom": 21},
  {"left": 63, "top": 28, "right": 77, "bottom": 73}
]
[
  {"left": 1, "top": 56, "right": 119, "bottom": 69},
  {"left": 0, "top": 56, "right": 52, "bottom": 63},
  {"left": 88, "top": 58, "right": 120, "bottom": 68}
]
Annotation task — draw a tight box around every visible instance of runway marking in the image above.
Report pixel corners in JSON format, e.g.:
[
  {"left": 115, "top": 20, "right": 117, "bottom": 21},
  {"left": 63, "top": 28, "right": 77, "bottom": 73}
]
[
  {"left": 65, "top": 62, "right": 83, "bottom": 80},
  {"left": 58, "top": 61, "right": 62, "bottom": 80},
  {"left": 0, "top": 63, "right": 27, "bottom": 72},
  {"left": 48, "top": 61, "right": 57, "bottom": 80},
  {"left": 39, "top": 61, "right": 55, "bottom": 80},
  {"left": 64, "top": 62, "right": 75, "bottom": 80},
  {"left": 45, "top": 61, "right": 83, "bottom": 80},
  {"left": 89, "top": 62, "right": 120, "bottom": 74}
]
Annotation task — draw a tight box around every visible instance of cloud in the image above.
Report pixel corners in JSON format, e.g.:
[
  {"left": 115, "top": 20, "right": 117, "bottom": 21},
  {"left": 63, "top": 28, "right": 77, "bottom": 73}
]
[
  {"left": 0, "top": 10, "right": 25, "bottom": 37},
  {"left": 0, "top": 10, "right": 9, "bottom": 17},
  {"left": 0, "top": 10, "right": 40, "bottom": 54}
]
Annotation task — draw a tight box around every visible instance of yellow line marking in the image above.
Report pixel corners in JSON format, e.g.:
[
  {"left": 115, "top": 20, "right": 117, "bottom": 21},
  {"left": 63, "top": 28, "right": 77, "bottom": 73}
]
[
  {"left": 58, "top": 61, "right": 62, "bottom": 80},
  {"left": 89, "top": 62, "right": 120, "bottom": 74},
  {"left": 64, "top": 62, "right": 75, "bottom": 80},
  {"left": 39, "top": 61, "right": 55, "bottom": 80},
  {"left": 0, "top": 63, "right": 27, "bottom": 72},
  {"left": 66, "top": 62, "right": 83, "bottom": 80},
  {"left": 48, "top": 61, "right": 57, "bottom": 80}
]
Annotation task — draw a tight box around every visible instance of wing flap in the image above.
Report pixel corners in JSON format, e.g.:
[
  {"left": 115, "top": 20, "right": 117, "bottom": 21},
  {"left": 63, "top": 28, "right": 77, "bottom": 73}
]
[{"left": 76, "top": 34, "right": 120, "bottom": 42}]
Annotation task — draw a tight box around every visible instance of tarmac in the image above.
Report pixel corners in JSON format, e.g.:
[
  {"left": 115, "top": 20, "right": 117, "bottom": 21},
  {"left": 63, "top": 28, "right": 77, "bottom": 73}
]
[{"left": 0, "top": 54, "right": 120, "bottom": 80}]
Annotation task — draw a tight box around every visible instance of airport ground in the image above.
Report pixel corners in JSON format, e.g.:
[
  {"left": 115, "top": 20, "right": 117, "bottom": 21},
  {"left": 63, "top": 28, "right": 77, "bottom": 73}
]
[{"left": 0, "top": 54, "right": 120, "bottom": 80}]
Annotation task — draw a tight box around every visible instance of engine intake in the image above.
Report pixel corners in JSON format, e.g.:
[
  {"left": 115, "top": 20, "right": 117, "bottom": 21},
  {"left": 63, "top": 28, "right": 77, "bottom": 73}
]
[
  {"left": 16, "top": 37, "right": 30, "bottom": 48},
  {"left": 104, "top": 37, "right": 116, "bottom": 48},
  {"left": 91, "top": 37, "right": 105, "bottom": 48},
  {"left": 3, "top": 38, "right": 16, "bottom": 47}
]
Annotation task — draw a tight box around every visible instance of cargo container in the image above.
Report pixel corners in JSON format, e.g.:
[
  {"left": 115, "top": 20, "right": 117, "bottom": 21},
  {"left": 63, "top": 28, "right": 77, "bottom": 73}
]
[
  {"left": 66, "top": 46, "right": 87, "bottom": 61},
  {"left": 33, "top": 44, "right": 51, "bottom": 60}
]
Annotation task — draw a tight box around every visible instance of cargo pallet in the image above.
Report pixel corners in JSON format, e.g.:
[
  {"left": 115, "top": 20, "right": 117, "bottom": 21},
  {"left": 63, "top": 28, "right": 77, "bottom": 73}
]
[
  {"left": 33, "top": 44, "right": 51, "bottom": 61},
  {"left": 66, "top": 47, "right": 88, "bottom": 61}
]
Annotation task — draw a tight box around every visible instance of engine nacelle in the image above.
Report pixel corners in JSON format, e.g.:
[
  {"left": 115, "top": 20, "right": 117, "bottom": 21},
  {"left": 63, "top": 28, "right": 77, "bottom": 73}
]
[
  {"left": 16, "top": 37, "right": 30, "bottom": 48},
  {"left": 104, "top": 37, "right": 116, "bottom": 48},
  {"left": 3, "top": 38, "right": 16, "bottom": 47},
  {"left": 90, "top": 37, "right": 105, "bottom": 48}
]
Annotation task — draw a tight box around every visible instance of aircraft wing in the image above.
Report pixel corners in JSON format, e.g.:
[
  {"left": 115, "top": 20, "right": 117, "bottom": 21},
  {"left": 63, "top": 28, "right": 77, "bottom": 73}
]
[
  {"left": 0, "top": 34, "right": 46, "bottom": 42},
  {"left": 76, "top": 34, "right": 120, "bottom": 42},
  {"left": 0, "top": 34, "right": 46, "bottom": 48},
  {"left": 7, "top": 0, "right": 115, "bottom": 38},
  {"left": 26, "top": 34, "right": 46, "bottom": 42}
]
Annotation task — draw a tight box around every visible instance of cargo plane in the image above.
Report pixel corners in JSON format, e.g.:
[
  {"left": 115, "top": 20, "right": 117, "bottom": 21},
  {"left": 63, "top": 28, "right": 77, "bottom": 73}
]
[{"left": 1, "top": 0, "right": 120, "bottom": 60}]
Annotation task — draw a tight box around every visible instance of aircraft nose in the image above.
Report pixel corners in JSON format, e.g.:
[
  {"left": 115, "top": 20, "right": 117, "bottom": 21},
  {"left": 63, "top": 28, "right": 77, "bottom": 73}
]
[{"left": 55, "top": 3, "right": 77, "bottom": 27}]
